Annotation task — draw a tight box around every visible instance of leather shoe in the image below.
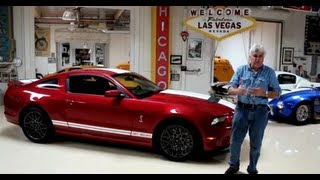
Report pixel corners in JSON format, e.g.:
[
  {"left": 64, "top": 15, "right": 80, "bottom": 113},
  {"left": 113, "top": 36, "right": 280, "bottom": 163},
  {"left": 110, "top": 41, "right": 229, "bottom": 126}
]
[
  {"left": 225, "top": 167, "right": 239, "bottom": 174},
  {"left": 247, "top": 170, "right": 258, "bottom": 174}
]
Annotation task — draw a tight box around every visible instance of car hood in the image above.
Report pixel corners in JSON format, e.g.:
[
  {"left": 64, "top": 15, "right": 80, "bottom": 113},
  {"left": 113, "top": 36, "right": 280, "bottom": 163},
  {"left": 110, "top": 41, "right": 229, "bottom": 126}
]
[
  {"left": 278, "top": 88, "right": 318, "bottom": 100},
  {"left": 147, "top": 89, "right": 235, "bottom": 112}
]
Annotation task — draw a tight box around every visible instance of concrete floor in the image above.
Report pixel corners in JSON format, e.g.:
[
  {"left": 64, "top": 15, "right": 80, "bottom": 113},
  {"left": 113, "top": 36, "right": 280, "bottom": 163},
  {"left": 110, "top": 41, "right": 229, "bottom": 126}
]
[{"left": 0, "top": 105, "right": 319, "bottom": 174}]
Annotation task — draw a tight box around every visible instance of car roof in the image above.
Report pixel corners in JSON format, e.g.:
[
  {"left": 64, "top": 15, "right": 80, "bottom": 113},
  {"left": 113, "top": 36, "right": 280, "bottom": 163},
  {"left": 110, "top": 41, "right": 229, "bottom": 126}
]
[
  {"left": 65, "top": 68, "right": 131, "bottom": 76},
  {"left": 41, "top": 68, "right": 131, "bottom": 81}
]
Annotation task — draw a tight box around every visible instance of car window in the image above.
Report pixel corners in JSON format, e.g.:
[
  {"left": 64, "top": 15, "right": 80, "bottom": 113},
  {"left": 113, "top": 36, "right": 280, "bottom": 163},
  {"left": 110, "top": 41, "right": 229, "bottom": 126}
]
[
  {"left": 68, "top": 75, "right": 116, "bottom": 95},
  {"left": 278, "top": 74, "right": 296, "bottom": 84},
  {"left": 113, "top": 73, "right": 162, "bottom": 98},
  {"left": 37, "top": 78, "right": 59, "bottom": 89}
]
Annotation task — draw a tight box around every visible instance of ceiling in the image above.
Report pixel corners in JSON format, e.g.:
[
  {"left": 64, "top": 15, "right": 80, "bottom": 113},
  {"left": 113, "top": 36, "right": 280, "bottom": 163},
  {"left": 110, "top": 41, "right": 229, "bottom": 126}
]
[{"left": 34, "top": 6, "right": 130, "bottom": 31}]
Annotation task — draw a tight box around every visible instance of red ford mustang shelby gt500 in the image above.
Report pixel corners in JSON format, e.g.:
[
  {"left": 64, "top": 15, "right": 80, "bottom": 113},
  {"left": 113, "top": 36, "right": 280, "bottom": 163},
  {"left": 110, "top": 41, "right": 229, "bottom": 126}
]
[{"left": 4, "top": 68, "right": 235, "bottom": 161}]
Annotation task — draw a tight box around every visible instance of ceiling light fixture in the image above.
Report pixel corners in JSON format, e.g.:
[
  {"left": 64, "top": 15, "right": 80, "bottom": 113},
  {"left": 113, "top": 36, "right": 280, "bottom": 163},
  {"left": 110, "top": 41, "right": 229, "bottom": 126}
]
[
  {"left": 62, "top": 10, "right": 76, "bottom": 21},
  {"left": 68, "top": 22, "right": 76, "bottom": 32},
  {"left": 98, "top": 23, "right": 109, "bottom": 33}
]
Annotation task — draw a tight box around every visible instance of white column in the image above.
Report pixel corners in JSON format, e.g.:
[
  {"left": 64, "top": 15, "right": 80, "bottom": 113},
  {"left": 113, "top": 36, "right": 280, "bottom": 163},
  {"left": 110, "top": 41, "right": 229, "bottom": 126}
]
[
  {"left": 13, "top": 6, "right": 35, "bottom": 79},
  {"left": 130, "top": 6, "right": 152, "bottom": 79}
]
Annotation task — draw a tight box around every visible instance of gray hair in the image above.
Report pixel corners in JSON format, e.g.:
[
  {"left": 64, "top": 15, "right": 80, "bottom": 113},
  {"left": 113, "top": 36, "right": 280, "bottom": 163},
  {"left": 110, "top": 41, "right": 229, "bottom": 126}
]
[{"left": 249, "top": 44, "right": 266, "bottom": 56}]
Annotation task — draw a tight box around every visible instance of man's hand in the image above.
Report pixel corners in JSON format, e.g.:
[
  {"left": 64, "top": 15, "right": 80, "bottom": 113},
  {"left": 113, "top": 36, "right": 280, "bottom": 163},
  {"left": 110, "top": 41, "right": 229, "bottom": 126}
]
[
  {"left": 248, "top": 87, "right": 266, "bottom": 97},
  {"left": 228, "top": 86, "right": 247, "bottom": 96}
]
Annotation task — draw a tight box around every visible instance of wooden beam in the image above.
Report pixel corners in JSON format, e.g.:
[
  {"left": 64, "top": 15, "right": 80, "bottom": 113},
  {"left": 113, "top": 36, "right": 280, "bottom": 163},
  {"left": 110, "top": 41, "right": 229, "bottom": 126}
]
[{"left": 114, "top": 9, "right": 124, "bottom": 20}]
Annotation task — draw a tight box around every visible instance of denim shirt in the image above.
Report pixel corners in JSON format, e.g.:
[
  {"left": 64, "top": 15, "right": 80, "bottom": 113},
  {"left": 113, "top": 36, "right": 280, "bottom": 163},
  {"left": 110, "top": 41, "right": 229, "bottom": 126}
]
[{"left": 229, "top": 64, "right": 281, "bottom": 105}]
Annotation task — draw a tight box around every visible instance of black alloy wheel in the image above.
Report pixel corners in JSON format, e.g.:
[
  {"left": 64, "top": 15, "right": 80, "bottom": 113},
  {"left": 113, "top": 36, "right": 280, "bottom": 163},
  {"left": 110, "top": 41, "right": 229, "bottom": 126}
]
[
  {"left": 21, "top": 108, "right": 54, "bottom": 143},
  {"left": 158, "top": 124, "right": 198, "bottom": 162}
]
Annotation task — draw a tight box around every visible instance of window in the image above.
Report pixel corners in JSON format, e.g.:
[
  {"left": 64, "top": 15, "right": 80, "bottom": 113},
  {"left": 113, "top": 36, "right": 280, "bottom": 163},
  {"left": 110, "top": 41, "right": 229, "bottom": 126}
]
[
  {"left": 37, "top": 78, "right": 59, "bottom": 89},
  {"left": 68, "top": 75, "right": 115, "bottom": 95},
  {"left": 278, "top": 74, "right": 296, "bottom": 84}
]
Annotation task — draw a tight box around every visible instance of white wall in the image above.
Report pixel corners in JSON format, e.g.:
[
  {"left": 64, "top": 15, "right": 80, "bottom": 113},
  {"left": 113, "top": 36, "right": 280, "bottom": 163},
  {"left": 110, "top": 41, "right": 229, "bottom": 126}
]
[
  {"left": 215, "top": 32, "right": 250, "bottom": 72},
  {"left": 7, "top": 6, "right": 320, "bottom": 95},
  {"left": 109, "top": 34, "right": 131, "bottom": 68},
  {"left": 33, "top": 25, "right": 131, "bottom": 76},
  {"left": 281, "top": 10, "right": 320, "bottom": 76},
  {"left": 215, "top": 21, "right": 281, "bottom": 72},
  {"left": 130, "top": 6, "right": 152, "bottom": 79}
]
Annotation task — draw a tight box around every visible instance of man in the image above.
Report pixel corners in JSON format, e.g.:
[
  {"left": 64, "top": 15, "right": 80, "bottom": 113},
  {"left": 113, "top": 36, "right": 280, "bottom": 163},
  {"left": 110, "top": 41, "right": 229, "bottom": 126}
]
[
  {"left": 225, "top": 44, "right": 281, "bottom": 174},
  {"left": 295, "top": 65, "right": 310, "bottom": 79}
]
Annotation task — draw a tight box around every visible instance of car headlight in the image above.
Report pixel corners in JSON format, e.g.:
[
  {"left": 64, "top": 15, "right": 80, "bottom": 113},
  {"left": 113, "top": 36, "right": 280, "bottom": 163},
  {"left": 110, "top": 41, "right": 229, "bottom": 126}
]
[
  {"left": 277, "top": 100, "right": 284, "bottom": 109},
  {"left": 211, "top": 114, "right": 233, "bottom": 125}
]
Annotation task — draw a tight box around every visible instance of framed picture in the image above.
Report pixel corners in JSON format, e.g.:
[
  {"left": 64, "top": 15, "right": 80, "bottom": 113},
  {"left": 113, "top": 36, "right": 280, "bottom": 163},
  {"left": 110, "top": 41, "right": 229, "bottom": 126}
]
[
  {"left": 282, "top": 47, "right": 294, "bottom": 64},
  {"left": 170, "top": 55, "right": 182, "bottom": 65},
  {"left": 304, "top": 16, "right": 320, "bottom": 55},
  {"left": 187, "top": 38, "right": 203, "bottom": 60},
  {"left": 35, "top": 28, "right": 51, "bottom": 56},
  {"left": 171, "top": 74, "right": 180, "bottom": 81}
]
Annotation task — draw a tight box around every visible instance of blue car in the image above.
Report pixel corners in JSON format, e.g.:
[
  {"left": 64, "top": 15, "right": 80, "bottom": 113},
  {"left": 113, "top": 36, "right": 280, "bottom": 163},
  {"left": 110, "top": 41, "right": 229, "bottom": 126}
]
[{"left": 268, "top": 87, "right": 320, "bottom": 125}]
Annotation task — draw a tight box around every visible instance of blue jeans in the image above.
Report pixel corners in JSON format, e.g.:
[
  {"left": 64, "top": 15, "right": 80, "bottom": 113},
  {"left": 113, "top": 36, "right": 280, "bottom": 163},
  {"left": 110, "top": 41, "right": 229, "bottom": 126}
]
[{"left": 228, "top": 105, "right": 269, "bottom": 173}]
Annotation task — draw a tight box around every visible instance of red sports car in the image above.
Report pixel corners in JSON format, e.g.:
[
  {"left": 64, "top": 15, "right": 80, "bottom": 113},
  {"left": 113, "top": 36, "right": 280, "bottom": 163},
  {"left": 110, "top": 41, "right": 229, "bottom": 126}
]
[{"left": 4, "top": 68, "right": 235, "bottom": 161}]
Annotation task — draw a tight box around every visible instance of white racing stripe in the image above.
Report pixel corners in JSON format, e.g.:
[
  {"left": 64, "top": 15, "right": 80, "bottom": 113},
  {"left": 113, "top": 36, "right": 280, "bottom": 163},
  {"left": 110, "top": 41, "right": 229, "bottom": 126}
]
[
  {"left": 52, "top": 120, "right": 68, "bottom": 127},
  {"left": 52, "top": 120, "right": 152, "bottom": 139},
  {"left": 104, "top": 68, "right": 130, "bottom": 74},
  {"left": 161, "top": 89, "right": 235, "bottom": 110}
]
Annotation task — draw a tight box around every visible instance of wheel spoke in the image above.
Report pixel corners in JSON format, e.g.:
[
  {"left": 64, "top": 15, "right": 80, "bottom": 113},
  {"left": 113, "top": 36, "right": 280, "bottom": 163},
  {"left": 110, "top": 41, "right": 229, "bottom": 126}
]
[
  {"left": 160, "top": 125, "right": 194, "bottom": 159},
  {"left": 23, "top": 110, "right": 49, "bottom": 141}
]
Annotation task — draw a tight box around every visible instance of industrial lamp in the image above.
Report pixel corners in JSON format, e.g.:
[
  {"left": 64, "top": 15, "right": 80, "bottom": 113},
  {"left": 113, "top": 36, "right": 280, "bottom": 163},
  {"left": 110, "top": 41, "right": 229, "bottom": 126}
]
[{"left": 62, "top": 10, "right": 76, "bottom": 21}]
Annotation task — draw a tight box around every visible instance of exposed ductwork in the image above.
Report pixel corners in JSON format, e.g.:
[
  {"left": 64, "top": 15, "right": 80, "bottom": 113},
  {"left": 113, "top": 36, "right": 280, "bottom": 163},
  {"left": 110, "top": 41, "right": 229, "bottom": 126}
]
[{"left": 34, "top": 6, "right": 130, "bottom": 32}]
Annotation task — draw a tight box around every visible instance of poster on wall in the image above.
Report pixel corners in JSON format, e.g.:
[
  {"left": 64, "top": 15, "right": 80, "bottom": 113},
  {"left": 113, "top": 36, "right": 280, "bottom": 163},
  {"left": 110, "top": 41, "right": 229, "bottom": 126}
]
[
  {"left": 95, "top": 43, "right": 105, "bottom": 65},
  {"left": 0, "top": 6, "right": 13, "bottom": 62},
  {"left": 35, "top": 28, "right": 50, "bottom": 56},
  {"left": 62, "top": 43, "right": 70, "bottom": 64},
  {"left": 304, "top": 15, "right": 320, "bottom": 55},
  {"left": 75, "top": 49, "right": 90, "bottom": 65}
]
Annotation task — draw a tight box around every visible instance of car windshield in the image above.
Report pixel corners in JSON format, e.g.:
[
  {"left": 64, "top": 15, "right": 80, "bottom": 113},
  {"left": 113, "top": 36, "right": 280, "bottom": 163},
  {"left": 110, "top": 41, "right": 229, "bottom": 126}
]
[{"left": 113, "top": 73, "right": 163, "bottom": 98}]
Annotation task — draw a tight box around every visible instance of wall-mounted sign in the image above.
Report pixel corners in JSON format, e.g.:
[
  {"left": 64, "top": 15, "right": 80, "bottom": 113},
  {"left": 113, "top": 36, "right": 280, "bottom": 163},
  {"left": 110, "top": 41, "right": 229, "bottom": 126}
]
[
  {"left": 180, "top": 31, "right": 189, "bottom": 42},
  {"left": 152, "top": 6, "right": 170, "bottom": 89},
  {"left": 283, "top": 6, "right": 320, "bottom": 13},
  {"left": 184, "top": 7, "right": 256, "bottom": 41}
]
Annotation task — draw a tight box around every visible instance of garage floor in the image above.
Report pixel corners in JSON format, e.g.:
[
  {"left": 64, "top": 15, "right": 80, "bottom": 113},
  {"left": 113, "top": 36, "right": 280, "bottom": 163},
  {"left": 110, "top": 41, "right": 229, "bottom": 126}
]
[{"left": 0, "top": 105, "right": 319, "bottom": 174}]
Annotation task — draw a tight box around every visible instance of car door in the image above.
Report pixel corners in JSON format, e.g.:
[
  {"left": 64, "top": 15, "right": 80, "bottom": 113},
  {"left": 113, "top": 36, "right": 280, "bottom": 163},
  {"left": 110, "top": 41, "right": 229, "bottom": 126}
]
[{"left": 64, "top": 74, "right": 140, "bottom": 140}]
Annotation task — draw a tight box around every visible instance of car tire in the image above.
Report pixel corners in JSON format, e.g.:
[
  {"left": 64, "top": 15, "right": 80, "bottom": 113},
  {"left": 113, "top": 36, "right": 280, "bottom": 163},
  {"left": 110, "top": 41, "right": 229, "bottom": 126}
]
[
  {"left": 154, "top": 121, "right": 202, "bottom": 162},
  {"left": 292, "top": 103, "right": 311, "bottom": 125},
  {"left": 21, "top": 107, "right": 54, "bottom": 143}
]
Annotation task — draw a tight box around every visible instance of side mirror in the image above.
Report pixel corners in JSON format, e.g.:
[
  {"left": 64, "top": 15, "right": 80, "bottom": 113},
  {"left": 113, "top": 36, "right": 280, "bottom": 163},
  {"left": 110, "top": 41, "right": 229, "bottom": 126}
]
[{"left": 104, "top": 90, "right": 123, "bottom": 97}]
